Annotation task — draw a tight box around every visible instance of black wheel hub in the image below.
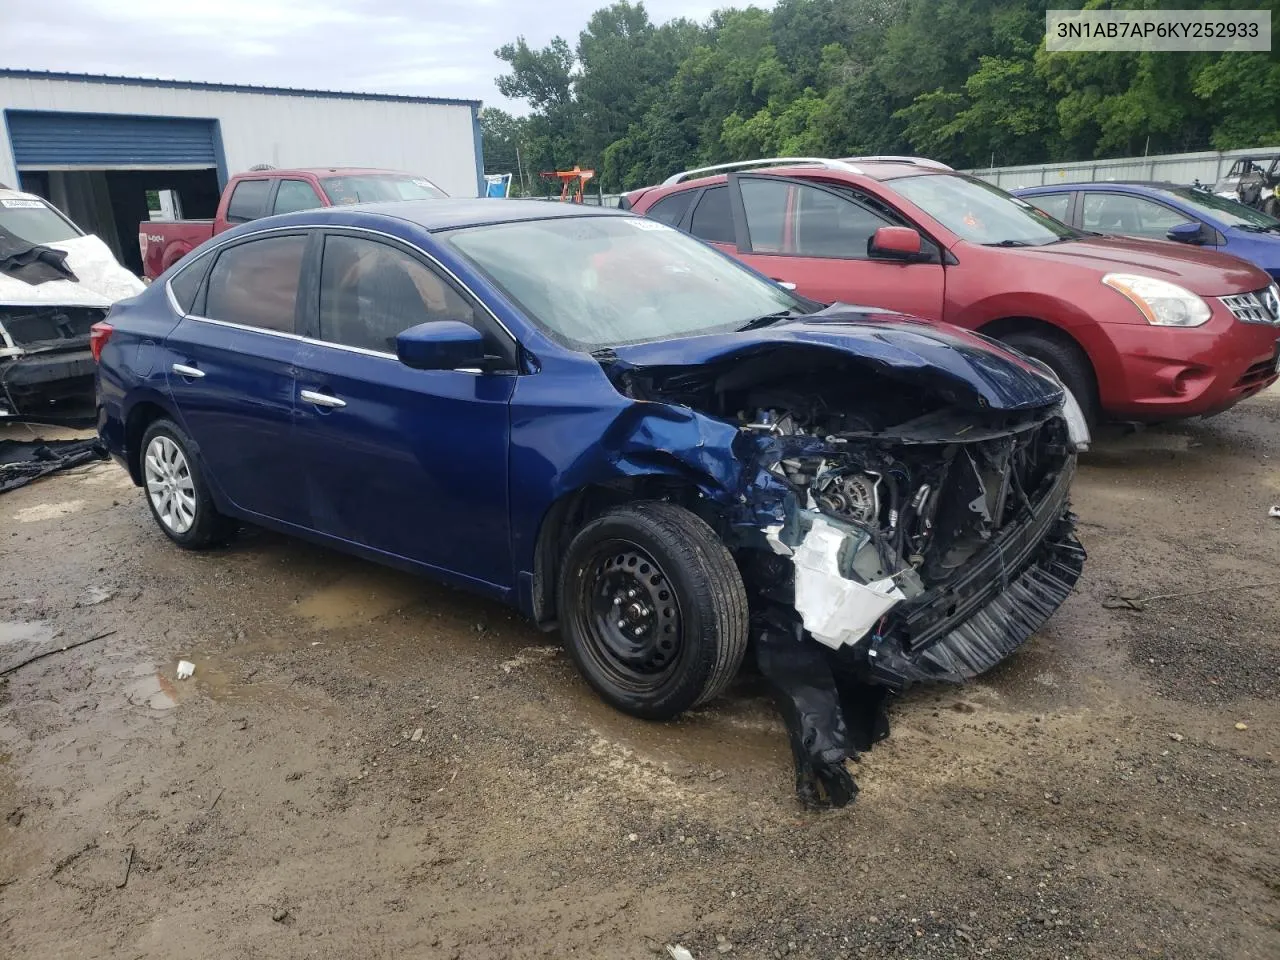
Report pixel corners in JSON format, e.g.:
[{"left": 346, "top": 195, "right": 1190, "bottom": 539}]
[{"left": 585, "top": 546, "right": 681, "bottom": 677}]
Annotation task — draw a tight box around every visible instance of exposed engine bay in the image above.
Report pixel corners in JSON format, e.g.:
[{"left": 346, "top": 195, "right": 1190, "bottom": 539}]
[
  {"left": 609, "top": 344, "right": 1087, "bottom": 807},
  {"left": 0, "top": 305, "right": 104, "bottom": 424}
]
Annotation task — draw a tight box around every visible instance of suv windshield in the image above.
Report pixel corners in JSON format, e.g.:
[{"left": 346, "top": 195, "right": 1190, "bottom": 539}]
[
  {"left": 0, "top": 197, "right": 81, "bottom": 245},
  {"left": 446, "top": 215, "right": 804, "bottom": 349},
  {"left": 891, "top": 174, "right": 1077, "bottom": 246},
  {"left": 320, "top": 174, "right": 448, "bottom": 204},
  {"left": 1163, "top": 187, "right": 1280, "bottom": 231}
]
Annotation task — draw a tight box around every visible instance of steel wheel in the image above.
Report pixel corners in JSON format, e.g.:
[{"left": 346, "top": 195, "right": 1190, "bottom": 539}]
[
  {"left": 144, "top": 434, "right": 197, "bottom": 534},
  {"left": 574, "top": 540, "right": 684, "bottom": 693}
]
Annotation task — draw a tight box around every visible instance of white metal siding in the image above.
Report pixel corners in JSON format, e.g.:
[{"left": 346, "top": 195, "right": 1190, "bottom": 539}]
[
  {"left": 966, "top": 145, "right": 1280, "bottom": 191},
  {"left": 0, "top": 75, "right": 480, "bottom": 197}
]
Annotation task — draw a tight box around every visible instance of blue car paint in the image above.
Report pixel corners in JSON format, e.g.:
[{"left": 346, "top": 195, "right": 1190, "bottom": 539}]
[
  {"left": 1015, "top": 183, "right": 1280, "bottom": 281},
  {"left": 97, "top": 200, "right": 1063, "bottom": 625}
]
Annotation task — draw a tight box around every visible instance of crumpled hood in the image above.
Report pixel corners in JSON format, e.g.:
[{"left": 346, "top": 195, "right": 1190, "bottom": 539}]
[
  {"left": 979, "top": 234, "right": 1271, "bottom": 296},
  {"left": 0, "top": 234, "right": 145, "bottom": 308},
  {"left": 605, "top": 307, "right": 1064, "bottom": 412}
]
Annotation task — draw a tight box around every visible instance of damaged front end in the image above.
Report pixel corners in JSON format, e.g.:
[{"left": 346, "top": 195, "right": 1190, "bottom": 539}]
[
  {"left": 605, "top": 315, "right": 1087, "bottom": 807},
  {"left": 0, "top": 305, "right": 105, "bottom": 424}
]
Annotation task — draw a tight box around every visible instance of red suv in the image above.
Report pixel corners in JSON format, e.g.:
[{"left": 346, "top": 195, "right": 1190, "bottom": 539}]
[{"left": 624, "top": 157, "right": 1280, "bottom": 423}]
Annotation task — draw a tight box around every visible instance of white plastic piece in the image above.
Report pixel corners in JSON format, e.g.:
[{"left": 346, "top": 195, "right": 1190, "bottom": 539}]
[
  {"left": 1057, "top": 383, "right": 1092, "bottom": 452},
  {"left": 666, "top": 947, "right": 696, "bottom": 960},
  {"left": 790, "top": 516, "right": 905, "bottom": 649},
  {"left": 1269, "top": 505, "right": 1280, "bottom": 518},
  {"left": 763, "top": 523, "right": 792, "bottom": 555},
  {"left": 176, "top": 660, "right": 195, "bottom": 680}
]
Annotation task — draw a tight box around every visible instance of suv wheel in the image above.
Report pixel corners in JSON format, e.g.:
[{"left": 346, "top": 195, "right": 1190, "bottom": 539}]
[
  {"left": 557, "top": 501, "right": 749, "bottom": 720},
  {"left": 999, "top": 330, "right": 1100, "bottom": 426}
]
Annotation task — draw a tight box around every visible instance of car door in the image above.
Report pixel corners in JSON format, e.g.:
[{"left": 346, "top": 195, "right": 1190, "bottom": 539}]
[
  {"left": 164, "top": 230, "right": 311, "bottom": 524},
  {"left": 291, "top": 230, "right": 517, "bottom": 588},
  {"left": 717, "top": 174, "right": 947, "bottom": 320}
]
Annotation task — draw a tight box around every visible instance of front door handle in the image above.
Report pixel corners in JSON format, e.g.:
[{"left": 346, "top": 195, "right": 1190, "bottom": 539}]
[
  {"left": 172, "top": 363, "right": 205, "bottom": 378},
  {"left": 300, "top": 389, "right": 346, "bottom": 409}
]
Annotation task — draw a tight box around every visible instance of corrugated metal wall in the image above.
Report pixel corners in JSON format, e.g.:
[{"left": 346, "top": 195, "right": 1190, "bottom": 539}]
[
  {"left": 967, "top": 145, "right": 1280, "bottom": 190},
  {"left": 0, "top": 74, "right": 481, "bottom": 198}
]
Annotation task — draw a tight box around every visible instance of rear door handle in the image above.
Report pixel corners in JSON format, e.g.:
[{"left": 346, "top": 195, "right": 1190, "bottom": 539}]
[
  {"left": 300, "top": 389, "right": 346, "bottom": 409},
  {"left": 171, "top": 363, "right": 205, "bottom": 378}
]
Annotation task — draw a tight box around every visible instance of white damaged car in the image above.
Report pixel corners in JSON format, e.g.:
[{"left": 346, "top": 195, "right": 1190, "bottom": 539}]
[{"left": 0, "top": 187, "right": 144, "bottom": 423}]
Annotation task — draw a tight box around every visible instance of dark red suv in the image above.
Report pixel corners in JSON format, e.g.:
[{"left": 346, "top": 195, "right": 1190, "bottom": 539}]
[{"left": 625, "top": 157, "right": 1280, "bottom": 423}]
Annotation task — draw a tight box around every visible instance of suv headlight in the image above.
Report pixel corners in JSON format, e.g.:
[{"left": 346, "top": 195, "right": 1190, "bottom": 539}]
[{"left": 1102, "top": 273, "right": 1211, "bottom": 327}]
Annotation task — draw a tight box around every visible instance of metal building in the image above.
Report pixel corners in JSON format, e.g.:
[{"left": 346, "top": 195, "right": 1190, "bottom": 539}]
[{"left": 0, "top": 70, "right": 483, "bottom": 272}]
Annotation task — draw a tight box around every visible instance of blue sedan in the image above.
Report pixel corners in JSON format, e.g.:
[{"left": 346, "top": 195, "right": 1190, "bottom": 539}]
[
  {"left": 1014, "top": 181, "right": 1280, "bottom": 282},
  {"left": 93, "top": 199, "right": 1085, "bottom": 806}
]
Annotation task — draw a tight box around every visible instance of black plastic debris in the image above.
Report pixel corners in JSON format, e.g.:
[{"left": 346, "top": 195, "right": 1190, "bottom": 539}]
[
  {"left": 0, "top": 437, "right": 106, "bottom": 494},
  {"left": 0, "top": 225, "right": 77, "bottom": 285}
]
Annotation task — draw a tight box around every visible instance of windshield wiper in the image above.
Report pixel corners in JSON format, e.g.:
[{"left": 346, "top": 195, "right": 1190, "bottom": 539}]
[
  {"left": 737, "top": 310, "right": 799, "bottom": 332},
  {"left": 984, "top": 239, "right": 1032, "bottom": 247}
]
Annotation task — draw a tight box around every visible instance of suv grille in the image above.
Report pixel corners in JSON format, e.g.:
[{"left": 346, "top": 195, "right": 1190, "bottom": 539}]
[{"left": 1221, "top": 290, "right": 1279, "bottom": 325}]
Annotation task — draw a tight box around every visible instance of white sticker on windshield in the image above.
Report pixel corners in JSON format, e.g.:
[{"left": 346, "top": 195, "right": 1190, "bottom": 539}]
[
  {"left": 626, "top": 218, "right": 669, "bottom": 230},
  {"left": 0, "top": 198, "right": 46, "bottom": 209},
  {"left": 411, "top": 179, "right": 433, "bottom": 188}
]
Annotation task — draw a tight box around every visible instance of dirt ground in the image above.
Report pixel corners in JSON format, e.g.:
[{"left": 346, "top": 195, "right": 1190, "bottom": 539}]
[{"left": 1, "top": 389, "right": 1278, "bottom": 960}]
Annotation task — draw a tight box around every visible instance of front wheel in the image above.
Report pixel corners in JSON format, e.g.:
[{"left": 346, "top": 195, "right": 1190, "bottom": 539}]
[
  {"left": 999, "top": 329, "right": 1101, "bottom": 426},
  {"left": 557, "top": 502, "right": 749, "bottom": 720}
]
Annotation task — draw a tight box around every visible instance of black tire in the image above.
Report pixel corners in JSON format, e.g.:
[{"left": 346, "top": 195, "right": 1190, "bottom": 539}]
[
  {"left": 999, "top": 329, "right": 1101, "bottom": 426},
  {"left": 557, "top": 501, "right": 749, "bottom": 720},
  {"left": 139, "top": 418, "right": 235, "bottom": 549}
]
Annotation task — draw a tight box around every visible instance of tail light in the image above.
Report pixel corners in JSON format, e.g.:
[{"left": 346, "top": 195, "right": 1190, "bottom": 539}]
[{"left": 89, "top": 321, "right": 113, "bottom": 363}]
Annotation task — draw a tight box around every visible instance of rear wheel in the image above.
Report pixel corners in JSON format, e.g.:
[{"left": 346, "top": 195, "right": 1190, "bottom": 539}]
[
  {"left": 557, "top": 502, "right": 749, "bottom": 720},
  {"left": 140, "top": 419, "right": 235, "bottom": 549},
  {"left": 999, "top": 329, "right": 1100, "bottom": 426}
]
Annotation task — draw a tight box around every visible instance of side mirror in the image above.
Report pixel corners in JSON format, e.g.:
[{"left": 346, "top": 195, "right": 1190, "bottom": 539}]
[
  {"left": 1167, "top": 222, "right": 1206, "bottom": 245},
  {"left": 868, "top": 225, "right": 924, "bottom": 261},
  {"left": 396, "top": 320, "right": 487, "bottom": 371}
]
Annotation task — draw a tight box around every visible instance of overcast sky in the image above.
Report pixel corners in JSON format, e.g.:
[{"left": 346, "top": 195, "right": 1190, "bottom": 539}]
[{"left": 0, "top": 0, "right": 750, "bottom": 111}]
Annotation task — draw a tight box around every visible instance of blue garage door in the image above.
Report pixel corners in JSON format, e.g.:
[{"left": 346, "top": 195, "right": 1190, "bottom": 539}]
[{"left": 7, "top": 110, "right": 218, "bottom": 168}]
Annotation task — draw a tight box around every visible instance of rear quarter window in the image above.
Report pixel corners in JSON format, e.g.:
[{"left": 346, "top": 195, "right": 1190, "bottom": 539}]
[
  {"left": 644, "top": 191, "right": 696, "bottom": 228},
  {"left": 689, "top": 187, "right": 735, "bottom": 244},
  {"left": 168, "top": 255, "right": 212, "bottom": 314},
  {"left": 225, "top": 179, "right": 271, "bottom": 223}
]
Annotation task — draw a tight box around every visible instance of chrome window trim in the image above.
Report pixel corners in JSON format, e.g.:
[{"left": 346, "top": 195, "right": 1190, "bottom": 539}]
[{"left": 163, "top": 222, "right": 519, "bottom": 348}]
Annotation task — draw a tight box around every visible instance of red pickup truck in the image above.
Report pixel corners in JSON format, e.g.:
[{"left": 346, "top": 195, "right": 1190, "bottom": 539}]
[{"left": 138, "top": 167, "right": 448, "bottom": 280}]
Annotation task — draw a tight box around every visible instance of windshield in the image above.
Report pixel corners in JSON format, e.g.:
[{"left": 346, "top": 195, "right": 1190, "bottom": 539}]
[
  {"left": 446, "top": 215, "right": 804, "bottom": 349},
  {"left": 320, "top": 174, "right": 448, "bottom": 204},
  {"left": 891, "top": 174, "right": 1077, "bottom": 246},
  {"left": 0, "top": 197, "right": 81, "bottom": 245},
  {"left": 1164, "top": 187, "right": 1280, "bottom": 230}
]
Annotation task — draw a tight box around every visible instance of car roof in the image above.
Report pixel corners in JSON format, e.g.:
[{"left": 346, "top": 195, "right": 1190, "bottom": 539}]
[
  {"left": 236, "top": 167, "right": 412, "bottom": 178},
  {"left": 295, "top": 198, "right": 630, "bottom": 232}
]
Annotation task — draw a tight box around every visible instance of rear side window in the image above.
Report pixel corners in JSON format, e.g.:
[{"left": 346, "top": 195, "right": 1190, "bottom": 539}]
[
  {"left": 689, "top": 187, "right": 735, "bottom": 244},
  {"left": 645, "top": 191, "right": 696, "bottom": 228},
  {"left": 1029, "top": 193, "right": 1071, "bottom": 222},
  {"left": 318, "top": 235, "right": 477, "bottom": 353},
  {"left": 225, "top": 179, "right": 270, "bottom": 223},
  {"left": 740, "top": 179, "right": 789, "bottom": 252},
  {"left": 273, "top": 179, "right": 322, "bottom": 216},
  {"left": 168, "top": 256, "right": 211, "bottom": 314},
  {"left": 204, "top": 235, "right": 307, "bottom": 333}
]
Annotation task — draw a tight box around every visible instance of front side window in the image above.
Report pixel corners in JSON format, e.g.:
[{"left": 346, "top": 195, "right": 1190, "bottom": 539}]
[
  {"left": 446, "top": 215, "right": 804, "bottom": 349},
  {"left": 1027, "top": 192, "right": 1071, "bottom": 222},
  {"left": 273, "top": 179, "right": 323, "bottom": 216},
  {"left": 319, "top": 235, "right": 476, "bottom": 353},
  {"left": 1082, "top": 193, "right": 1192, "bottom": 239},
  {"left": 204, "top": 234, "right": 306, "bottom": 333},
  {"left": 1161, "top": 187, "right": 1280, "bottom": 231},
  {"left": 0, "top": 197, "right": 81, "bottom": 245},
  {"left": 890, "top": 173, "right": 1077, "bottom": 246},
  {"left": 740, "top": 178, "right": 891, "bottom": 258},
  {"left": 225, "top": 179, "right": 271, "bottom": 223},
  {"left": 689, "top": 187, "right": 735, "bottom": 244}
]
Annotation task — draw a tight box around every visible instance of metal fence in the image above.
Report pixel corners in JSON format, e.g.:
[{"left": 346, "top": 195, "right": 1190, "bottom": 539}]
[{"left": 965, "top": 145, "right": 1280, "bottom": 190}]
